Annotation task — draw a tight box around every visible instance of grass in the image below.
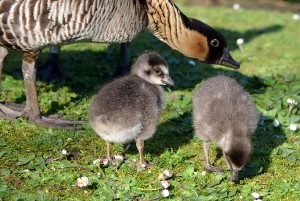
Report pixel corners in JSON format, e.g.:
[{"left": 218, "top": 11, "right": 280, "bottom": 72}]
[{"left": 1, "top": 4, "right": 300, "bottom": 201}]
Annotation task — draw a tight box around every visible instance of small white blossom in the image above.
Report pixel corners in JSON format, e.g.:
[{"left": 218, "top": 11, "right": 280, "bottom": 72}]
[
  {"left": 113, "top": 154, "right": 124, "bottom": 161},
  {"left": 77, "top": 177, "right": 89, "bottom": 187},
  {"left": 240, "top": 196, "right": 243, "bottom": 199},
  {"left": 287, "top": 98, "right": 298, "bottom": 105},
  {"left": 93, "top": 159, "right": 101, "bottom": 165},
  {"left": 161, "top": 180, "right": 170, "bottom": 189},
  {"left": 51, "top": 167, "right": 56, "bottom": 171},
  {"left": 188, "top": 60, "right": 196, "bottom": 66},
  {"left": 233, "top": 4, "right": 240, "bottom": 10},
  {"left": 61, "top": 149, "right": 67, "bottom": 155},
  {"left": 141, "top": 163, "right": 147, "bottom": 168},
  {"left": 101, "top": 159, "right": 109, "bottom": 166},
  {"left": 293, "top": 14, "right": 299, "bottom": 20},
  {"left": 201, "top": 171, "right": 207, "bottom": 176},
  {"left": 161, "top": 189, "right": 170, "bottom": 197},
  {"left": 236, "top": 38, "right": 244, "bottom": 45},
  {"left": 251, "top": 192, "right": 260, "bottom": 199},
  {"left": 273, "top": 119, "right": 280, "bottom": 127},
  {"left": 163, "top": 169, "right": 172, "bottom": 178},
  {"left": 23, "top": 169, "right": 30, "bottom": 173},
  {"left": 289, "top": 124, "right": 298, "bottom": 131}
]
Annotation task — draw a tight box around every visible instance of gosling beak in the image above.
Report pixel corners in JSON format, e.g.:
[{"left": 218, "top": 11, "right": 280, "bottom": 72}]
[
  {"left": 162, "top": 75, "right": 175, "bottom": 86},
  {"left": 220, "top": 48, "right": 240, "bottom": 69}
]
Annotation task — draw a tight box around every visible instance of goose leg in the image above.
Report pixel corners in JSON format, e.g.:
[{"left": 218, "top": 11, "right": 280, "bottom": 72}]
[
  {"left": 203, "top": 141, "right": 224, "bottom": 173},
  {"left": 112, "top": 42, "right": 130, "bottom": 77},
  {"left": 136, "top": 139, "right": 147, "bottom": 166},
  {"left": 0, "top": 52, "right": 85, "bottom": 129},
  {"left": 37, "top": 46, "right": 68, "bottom": 82}
]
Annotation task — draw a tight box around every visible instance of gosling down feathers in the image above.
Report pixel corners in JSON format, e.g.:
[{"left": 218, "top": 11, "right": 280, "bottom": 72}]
[
  {"left": 89, "top": 52, "right": 173, "bottom": 166},
  {"left": 192, "top": 75, "right": 259, "bottom": 182},
  {"left": 0, "top": 0, "right": 239, "bottom": 129}
]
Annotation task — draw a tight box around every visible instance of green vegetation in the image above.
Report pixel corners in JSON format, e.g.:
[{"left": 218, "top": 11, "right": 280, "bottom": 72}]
[{"left": 1, "top": 5, "right": 299, "bottom": 201}]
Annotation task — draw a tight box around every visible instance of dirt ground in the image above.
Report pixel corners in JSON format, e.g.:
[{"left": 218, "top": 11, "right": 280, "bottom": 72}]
[{"left": 179, "top": 0, "right": 300, "bottom": 12}]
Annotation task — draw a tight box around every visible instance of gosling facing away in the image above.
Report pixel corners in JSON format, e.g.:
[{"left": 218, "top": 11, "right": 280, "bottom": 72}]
[
  {"left": 89, "top": 52, "right": 174, "bottom": 166},
  {"left": 192, "top": 75, "right": 259, "bottom": 182},
  {"left": 0, "top": 0, "right": 239, "bottom": 129}
]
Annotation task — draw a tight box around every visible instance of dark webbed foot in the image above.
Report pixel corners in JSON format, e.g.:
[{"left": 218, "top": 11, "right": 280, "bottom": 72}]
[
  {"left": 0, "top": 102, "right": 85, "bottom": 129},
  {"left": 204, "top": 164, "right": 224, "bottom": 173}
]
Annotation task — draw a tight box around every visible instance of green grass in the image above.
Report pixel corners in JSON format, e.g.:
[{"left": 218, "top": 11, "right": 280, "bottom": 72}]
[{"left": 1, "top": 5, "right": 300, "bottom": 201}]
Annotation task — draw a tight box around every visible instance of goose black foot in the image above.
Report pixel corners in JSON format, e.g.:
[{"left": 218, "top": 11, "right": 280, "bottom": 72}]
[
  {"left": 0, "top": 102, "right": 85, "bottom": 129},
  {"left": 204, "top": 165, "right": 224, "bottom": 173}
]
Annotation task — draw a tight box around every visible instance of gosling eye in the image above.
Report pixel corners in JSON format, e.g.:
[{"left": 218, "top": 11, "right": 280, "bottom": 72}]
[
  {"left": 153, "top": 68, "right": 161, "bottom": 75},
  {"left": 210, "top": 39, "right": 219, "bottom": 47}
]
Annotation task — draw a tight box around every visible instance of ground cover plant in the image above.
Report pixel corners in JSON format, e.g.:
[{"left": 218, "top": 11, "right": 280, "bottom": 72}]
[{"left": 0, "top": 3, "right": 299, "bottom": 201}]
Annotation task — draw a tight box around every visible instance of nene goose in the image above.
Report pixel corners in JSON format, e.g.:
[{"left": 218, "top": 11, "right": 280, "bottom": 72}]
[
  {"left": 0, "top": 0, "right": 239, "bottom": 129},
  {"left": 193, "top": 75, "right": 259, "bottom": 182},
  {"left": 89, "top": 51, "right": 174, "bottom": 166}
]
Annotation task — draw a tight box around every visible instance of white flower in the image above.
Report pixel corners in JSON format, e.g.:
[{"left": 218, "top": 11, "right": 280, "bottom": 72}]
[
  {"left": 161, "top": 180, "right": 170, "bottom": 189},
  {"left": 61, "top": 149, "right": 67, "bottom": 155},
  {"left": 233, "top": 4, "right": 240, "bottom": 10},
  {"left": 188, "top": 60, "right": 196, "bottom": 66},
  {"left": 237, "top": 38, "right": 244, "bottom": 45},
  {"left": 77, "top": 177, "right": 89, "bottom": 187},
  {"left": 239, "top": 195, "right": 243, "bottom": 199},
  {"left": 101, "top": 158, "right": 109, "bottom": 166},
  {"left": 293, "top": 14, "right": 299, "bottom": 20},
  {"left": 161, "top": 189, "right": 170, "bottom": 197},
  {"left": 93, "top": 159, "right": 101, "bottom": 165},
  {"left": 163, "top": 169, "right": 172, "bottom": 178},
  {"left": 273, "top": 119, "right": 280, "bottom": 127},
  {"left": 141, "top": 163, "right": 147, "bottom": 168},
  {"left": 251, "top": 192, "right": 260, "bottom": 199},
  {"left": 113, "top": 154, "right": 124, "bottom": 161},
  {"left": 287, "top": 98, "right": 298, "bottom": 105},
  {"left": 201, "top": 171, "right": 207, "bottom": 176},
  {"left": 289, "top": 124, "right": 298, "bottom": 131}
]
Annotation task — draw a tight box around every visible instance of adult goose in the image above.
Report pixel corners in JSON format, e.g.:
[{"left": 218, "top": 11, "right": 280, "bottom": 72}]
[{"left": 0, "top": 0, "right": 239, "bottom": 129}]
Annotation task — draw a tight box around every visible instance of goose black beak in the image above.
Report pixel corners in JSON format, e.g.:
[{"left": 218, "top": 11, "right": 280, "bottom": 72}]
[
  {"left": 162, "top": 75, "right": 175, "bottom": 86},
  {"left": 220, "top": 48, "right": 240, "bottom": 69}
]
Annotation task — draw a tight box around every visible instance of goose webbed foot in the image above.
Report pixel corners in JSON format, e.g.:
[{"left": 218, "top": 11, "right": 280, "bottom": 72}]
[
  {"left": 204, "top": 164, "right": 224, "bottom": 173},
  {"left": 0, "top": 102, "right": 85, "bottom": 129}
]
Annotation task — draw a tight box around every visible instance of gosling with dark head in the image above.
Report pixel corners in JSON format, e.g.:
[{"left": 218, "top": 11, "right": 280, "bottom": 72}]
[
  {"left": 192, "top": 75, "right": 259, "bottom": 182},
  {"left": 89, "top": 52, "right": 174, "bottom": 166}
]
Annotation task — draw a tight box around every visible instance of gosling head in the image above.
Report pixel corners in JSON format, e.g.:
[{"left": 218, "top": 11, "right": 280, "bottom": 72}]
[
  {"left": 179, "top": 17, "right": 240, "bottom": 69},
  {"left": 226, "top": 139, "right": 252, "bottom": 182},
  {"left": 131, "top": 52, "right": 174, "bottom": 86}
]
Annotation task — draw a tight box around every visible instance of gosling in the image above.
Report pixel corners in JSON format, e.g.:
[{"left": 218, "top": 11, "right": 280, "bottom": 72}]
[
  {"left": 89, "top": 52, "right": 174, "bottom": 166},
  {"left": 192, "top": 75, "right": 259, "bottom": 182}
]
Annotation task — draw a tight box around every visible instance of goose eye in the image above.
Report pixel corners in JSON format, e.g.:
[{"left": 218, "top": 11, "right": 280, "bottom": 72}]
[
  {"left": 153, "top": 68, "right": 161, "bottom": 75},
  {"left": 211, "top": 39, "right": 219, "bottom": 47}
]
